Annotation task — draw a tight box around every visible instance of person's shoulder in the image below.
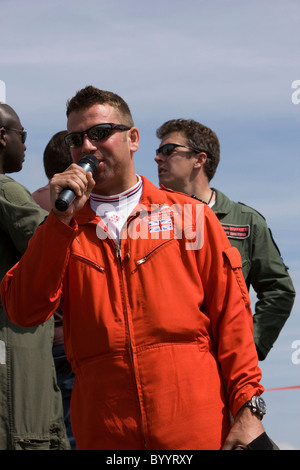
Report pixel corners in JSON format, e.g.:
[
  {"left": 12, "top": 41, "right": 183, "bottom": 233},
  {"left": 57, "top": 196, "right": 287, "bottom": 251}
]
[
  {"left": 216, "top": 189, "right": 266, "bottom": 221},
  {"left": 32, "top": 184, "right": 50, "bottom": 196},
  {"left": 0, "top": 174, "right": 15, "bottom": 185},
  {"left": 236, "top": 201, "right": 266, "bottom": 222},
  {"left": 141, "top": 176, "right": 206, "bottom": 207},
  {"left": 0, "top": 175, "right": 40, "bottom": 207},
  {"left": 160, "top": 185, "right": 206, "bottom": 206}
]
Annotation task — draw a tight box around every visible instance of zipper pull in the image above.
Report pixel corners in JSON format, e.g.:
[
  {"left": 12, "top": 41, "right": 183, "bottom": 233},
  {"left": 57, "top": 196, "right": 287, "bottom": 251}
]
[{"left": 116, "top": 245, "right": 121, "bottom": 259}]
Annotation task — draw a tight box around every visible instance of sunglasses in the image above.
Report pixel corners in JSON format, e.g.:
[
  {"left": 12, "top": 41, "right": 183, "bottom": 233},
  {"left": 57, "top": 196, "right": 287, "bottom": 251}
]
[
  {"left": 64, "top": 123, "right": 131, "bottom": 148},
  {"left": 1, "top": 127, "right": 27, "bottom": 144},
  {"left": 155, "top": 143, "right": 203, "bottom": 157}
]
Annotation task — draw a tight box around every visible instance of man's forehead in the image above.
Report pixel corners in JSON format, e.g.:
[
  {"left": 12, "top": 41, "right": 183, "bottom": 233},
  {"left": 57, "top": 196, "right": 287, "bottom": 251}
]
[
  {"left": 161, "top": 131, "right": 187, "bottom": 143},
  {"left": 0, "top": 104, "right": 21, "bottom": 127},
  {"left": 67, "top": 103, "right": 119, "bottom": 131}
]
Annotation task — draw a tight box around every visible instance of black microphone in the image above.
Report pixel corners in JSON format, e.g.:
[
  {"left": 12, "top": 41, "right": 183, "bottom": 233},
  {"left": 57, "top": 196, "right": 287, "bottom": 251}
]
[{"left": 55, "top": 155, "right": 99, "bottom": 212}]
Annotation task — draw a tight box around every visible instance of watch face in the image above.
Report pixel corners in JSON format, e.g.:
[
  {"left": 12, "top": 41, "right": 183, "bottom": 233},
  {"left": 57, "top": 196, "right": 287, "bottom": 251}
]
[{"left": 256, "top": 396, "right": 267, "bottom": 414}]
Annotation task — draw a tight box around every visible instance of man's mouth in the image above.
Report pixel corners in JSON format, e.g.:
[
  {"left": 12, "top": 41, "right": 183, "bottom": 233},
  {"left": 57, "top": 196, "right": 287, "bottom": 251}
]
[{"left": 158, "top": 166, "right": 167, "bottom": 175}]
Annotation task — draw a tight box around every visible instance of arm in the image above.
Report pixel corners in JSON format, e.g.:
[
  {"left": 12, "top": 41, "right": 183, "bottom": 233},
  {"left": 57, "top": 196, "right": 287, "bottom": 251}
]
[
  {"left": 250, "top": 220, "right": 295, "bottom": 359},
  {"left": 198, "top": 208, "right": 264, "bottom": 428},
  {"left": 0, "top": 178, "right": 48, "bottom": 254},
  {"left": 0, "top": 210, "right": 77, "bottom": 326},
  {"left": 0, "top": 165, "right": 95, "bottom": 327}
]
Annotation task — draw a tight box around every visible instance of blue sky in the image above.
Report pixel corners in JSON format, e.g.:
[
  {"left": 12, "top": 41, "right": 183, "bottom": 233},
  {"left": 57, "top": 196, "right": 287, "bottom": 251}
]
[{"left": 1, "top": 0, "right": 300, "bottom": 449}]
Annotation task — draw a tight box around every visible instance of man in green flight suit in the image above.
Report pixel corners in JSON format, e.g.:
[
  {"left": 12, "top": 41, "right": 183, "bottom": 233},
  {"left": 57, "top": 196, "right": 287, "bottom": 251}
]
[
  {"left": 155, "top": 118, "right": 295, "bottom": 361},
  {"left": 0, "top": 103, "right": 70, "bottom": 449}
]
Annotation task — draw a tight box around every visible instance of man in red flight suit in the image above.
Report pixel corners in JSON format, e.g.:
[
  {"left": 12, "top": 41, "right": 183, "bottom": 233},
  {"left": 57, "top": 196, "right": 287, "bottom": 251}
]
[{"left": 0, "top": 86, "right": 265, "bottom": 450}]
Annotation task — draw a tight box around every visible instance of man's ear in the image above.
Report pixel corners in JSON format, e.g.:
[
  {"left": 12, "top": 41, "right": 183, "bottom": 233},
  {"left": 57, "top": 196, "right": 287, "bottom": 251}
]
[
  {"left": 193, "top": 152, "right": 207, "bottom": 169},
  {"left": 128, "top": 127, "right": 139, "bottom": 153},
  {"left": 0, "top": 128, "right": 6, "bottom": 147}
]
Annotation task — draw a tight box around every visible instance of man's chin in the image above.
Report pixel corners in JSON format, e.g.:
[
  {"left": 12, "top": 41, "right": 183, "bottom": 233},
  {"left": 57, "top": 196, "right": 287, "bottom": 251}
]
[{"left": 158, "top": 176, "right": 169, "bottom": 187}]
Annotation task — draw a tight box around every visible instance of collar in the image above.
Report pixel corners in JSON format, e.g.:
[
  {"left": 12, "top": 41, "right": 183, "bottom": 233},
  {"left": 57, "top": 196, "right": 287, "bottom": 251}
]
[
  {"left": 74, "top": 176, "right": 170, "bottom": 226},
  {"left": 73, "top": 176, "right": 205, "bottom": 226},
  {"left": 210, "top": 188, "right": 233, "bottom": 215},
  {"left": 90, "top": 175, "right": 143, "bottom": 205}
]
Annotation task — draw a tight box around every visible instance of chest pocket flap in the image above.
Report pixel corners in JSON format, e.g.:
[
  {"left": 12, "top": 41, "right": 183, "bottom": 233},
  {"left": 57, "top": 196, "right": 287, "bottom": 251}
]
[{"left": 223, "top": 246, "right": 242, "bottom": 269}]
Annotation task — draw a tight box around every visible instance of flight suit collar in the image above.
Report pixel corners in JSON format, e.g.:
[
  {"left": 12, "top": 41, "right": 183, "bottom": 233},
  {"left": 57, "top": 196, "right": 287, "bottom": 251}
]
[{"left": 211, "top": 188, "right": 233, "bottom": 216}]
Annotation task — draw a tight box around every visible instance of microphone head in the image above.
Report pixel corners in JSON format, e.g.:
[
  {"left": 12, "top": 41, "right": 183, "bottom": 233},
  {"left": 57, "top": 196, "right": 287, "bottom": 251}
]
[
  {"left": 78, "top": 155, "right": 99, "bottom": 172},
  {"left": 55, "top": 155, "right": 100, "bottom": 212}
]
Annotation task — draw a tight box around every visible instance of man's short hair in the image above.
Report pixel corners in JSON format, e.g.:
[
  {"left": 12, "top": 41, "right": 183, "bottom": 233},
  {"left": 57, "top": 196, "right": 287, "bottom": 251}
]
[
  {"left": 43, "top": 130, "right": 72, "bottom": 180},
  {"left": 156, "top": 119, "right": 220, "bottom": 181},
  {"left": 66, "top": 85, "right": 134, "bottom": 128}
]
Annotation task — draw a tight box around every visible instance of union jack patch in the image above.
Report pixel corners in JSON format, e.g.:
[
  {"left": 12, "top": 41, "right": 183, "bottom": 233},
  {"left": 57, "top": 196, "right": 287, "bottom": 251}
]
[{"left": 149, "top": 218, "right": 173, "bottom": 233}]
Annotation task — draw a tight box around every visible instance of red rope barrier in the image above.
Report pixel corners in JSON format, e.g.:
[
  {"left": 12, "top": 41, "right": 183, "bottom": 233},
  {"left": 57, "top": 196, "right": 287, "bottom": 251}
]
[{"left": 265, "top": 385, "right": 300, "bottom": 391}]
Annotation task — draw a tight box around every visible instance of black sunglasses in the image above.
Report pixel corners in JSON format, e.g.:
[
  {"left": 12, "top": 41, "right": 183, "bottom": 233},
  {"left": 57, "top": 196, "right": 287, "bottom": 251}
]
[
  {"left": 155, "top": 143, "right": 203, "bottom": 157},
  {"left": 1, "top": 127, "right": 27, "bottom": 144},
  {"left": 64, "top": 123, "right": 131, "bottom": 148}
]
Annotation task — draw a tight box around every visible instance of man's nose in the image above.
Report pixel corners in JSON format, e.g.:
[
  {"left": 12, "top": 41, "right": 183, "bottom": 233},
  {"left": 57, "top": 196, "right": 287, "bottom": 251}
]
[
  {"left": 154, "top": 153, "right": 163, "bottom": 163},
  {"left": 82, "top": 134, "right": 98, "bottom": 152}
]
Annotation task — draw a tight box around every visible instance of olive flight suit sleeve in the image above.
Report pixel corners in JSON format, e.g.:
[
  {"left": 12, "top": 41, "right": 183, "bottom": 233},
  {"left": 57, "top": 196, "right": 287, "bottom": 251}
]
[
  {"left": 0, "top": 177, "right": 48, "bottom": 256},
  {"left": 0, "top": 176, "right": 70, "bottom": 449},
  {"left": 249, "top": 216, "right": 295, "bottom": 360},
  {"left": 212, "top": 190, "right": 295, "bottom": 361}
]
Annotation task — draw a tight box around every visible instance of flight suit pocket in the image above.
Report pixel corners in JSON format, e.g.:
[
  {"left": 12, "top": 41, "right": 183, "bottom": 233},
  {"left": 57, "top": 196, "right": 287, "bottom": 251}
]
[
  {"left": 14, "top": 438, "right": 51, "bottom": 450},
  {"left": 223, "top": 246, "right": 250, "bottom": 308}
]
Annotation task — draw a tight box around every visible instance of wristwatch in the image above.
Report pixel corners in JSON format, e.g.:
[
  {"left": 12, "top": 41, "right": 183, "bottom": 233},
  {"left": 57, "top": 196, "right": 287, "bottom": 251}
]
[{"left": 245, "top": 396, "right": 267, "bottom": 419}]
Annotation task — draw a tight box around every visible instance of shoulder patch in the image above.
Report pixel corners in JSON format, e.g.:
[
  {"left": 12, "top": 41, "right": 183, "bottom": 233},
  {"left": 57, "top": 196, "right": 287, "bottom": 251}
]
[
  {"left": 268, "top": 228, "right": 282, "bottom": 257},
  {"left": 221, "top": 223, "right": 250, "bottom": 239},
  {"left": 2, "top": 182, "right": 31, "bottom": 206}
]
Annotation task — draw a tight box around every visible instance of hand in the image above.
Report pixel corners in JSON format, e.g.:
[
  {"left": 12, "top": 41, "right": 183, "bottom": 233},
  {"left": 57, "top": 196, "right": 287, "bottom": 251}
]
[
  {"left": 222, "top": 405, "right": 265, "bottom": 450},
  {"left": 50, "top": 163, "right": 95, "bottom": 224}
]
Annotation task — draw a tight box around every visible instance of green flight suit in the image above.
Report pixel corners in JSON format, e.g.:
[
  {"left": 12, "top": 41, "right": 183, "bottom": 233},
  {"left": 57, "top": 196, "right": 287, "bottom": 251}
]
[
  {"left": 0, "top": 175, "right": 70, "bottom": 449},
  {"left": 211, "top": 189, "right": 295, "bottom": 360}
]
